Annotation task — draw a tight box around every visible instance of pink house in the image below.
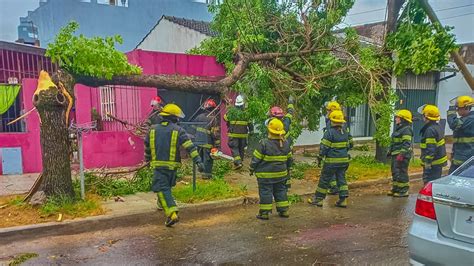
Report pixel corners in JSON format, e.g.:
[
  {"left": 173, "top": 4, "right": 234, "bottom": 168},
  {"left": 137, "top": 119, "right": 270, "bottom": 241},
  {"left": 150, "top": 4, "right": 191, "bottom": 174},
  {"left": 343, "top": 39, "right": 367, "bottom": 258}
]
[{"left": 0, "top": 43, "right": 227, "bottom": 174}]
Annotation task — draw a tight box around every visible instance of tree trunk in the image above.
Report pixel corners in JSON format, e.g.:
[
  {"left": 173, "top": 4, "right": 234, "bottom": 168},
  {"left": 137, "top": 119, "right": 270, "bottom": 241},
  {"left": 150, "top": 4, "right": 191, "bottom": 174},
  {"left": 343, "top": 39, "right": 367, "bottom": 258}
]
[{"left": 33, "top": 83, "right": 74, "bottom": 198}]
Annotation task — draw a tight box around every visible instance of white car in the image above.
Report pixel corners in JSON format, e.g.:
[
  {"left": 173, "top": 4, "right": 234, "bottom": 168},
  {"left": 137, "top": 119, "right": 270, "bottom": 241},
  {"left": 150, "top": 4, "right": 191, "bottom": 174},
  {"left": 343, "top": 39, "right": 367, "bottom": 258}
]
[{"left": 408, "top": 157, "right": 474, "bottom": 266}]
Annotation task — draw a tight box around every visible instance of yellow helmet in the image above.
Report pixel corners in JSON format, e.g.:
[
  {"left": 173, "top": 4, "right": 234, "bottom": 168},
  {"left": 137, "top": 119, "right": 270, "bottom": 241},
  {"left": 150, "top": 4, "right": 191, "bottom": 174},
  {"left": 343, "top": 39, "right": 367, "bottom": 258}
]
[
  {"left": 325, "top": 101, "right": 341, "bottom": 112},
  {"left": 456, "top": 95, "right": 474, "bottom": 108},
  {"left": 418, "top": 104, "right": 440, "bottom": 121},
  {"left": 329, "top": 110, "right": 346, "bottom": 123},
  {"left": 159, "top": 103, "right": 185, "bottom": 118},
  {"left": 37, "top": 70, "right": 57, "bottom": 90},
  {"left": 267, "top": 118, "right": 286, "bottom": 135},
  {"left": 395, "top": 109, "right": 413, "bottom": 123}
]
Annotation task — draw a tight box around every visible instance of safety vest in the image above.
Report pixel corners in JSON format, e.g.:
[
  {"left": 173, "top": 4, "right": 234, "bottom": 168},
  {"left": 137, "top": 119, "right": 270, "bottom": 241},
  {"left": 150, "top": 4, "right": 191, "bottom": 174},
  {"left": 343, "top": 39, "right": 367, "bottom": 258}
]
[
  {"left": 192, "top": 110, "right": 220, "bottom": 149},
  {"left": 320, "top": 125, "right": 353, "bottom": 165},
  {"left": 420, "top": 121, "right": 448, "bottom": 166},
  {"left": 224, "top": 107, "right": 252, "bottom": 139},
  {"left": 389, "top": 123, "right": 413, "bottom": 157},
  {"left": 250, "top": 137, "right": 292, "bottom": 181},
  {"left": 145, "top": 121, "right": 200, "bottom": 170},
  {"left": 447, "top": 109, "right": 474, "bottom": 166}
]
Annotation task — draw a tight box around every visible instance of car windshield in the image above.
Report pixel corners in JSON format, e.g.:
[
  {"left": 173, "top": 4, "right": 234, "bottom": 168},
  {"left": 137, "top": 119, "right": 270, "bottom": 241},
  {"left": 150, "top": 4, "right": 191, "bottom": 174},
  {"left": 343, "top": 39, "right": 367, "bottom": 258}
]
[{"left": 452, "top": 157, "right": 474, "bottom": 178}]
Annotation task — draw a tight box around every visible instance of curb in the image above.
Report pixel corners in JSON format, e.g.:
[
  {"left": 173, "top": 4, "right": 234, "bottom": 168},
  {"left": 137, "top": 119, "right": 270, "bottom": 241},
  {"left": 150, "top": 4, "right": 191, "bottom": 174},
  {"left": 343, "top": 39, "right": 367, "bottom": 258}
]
[{"left": 0, "top": 171, "right": 427, "bottom": 243}]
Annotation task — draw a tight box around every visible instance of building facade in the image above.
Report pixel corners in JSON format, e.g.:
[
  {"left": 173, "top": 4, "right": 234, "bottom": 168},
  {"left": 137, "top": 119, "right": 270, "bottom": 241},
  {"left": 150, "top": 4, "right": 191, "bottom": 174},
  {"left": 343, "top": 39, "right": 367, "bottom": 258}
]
[{"left": 19, "top": 0, "right": 212, "bottom": 51}]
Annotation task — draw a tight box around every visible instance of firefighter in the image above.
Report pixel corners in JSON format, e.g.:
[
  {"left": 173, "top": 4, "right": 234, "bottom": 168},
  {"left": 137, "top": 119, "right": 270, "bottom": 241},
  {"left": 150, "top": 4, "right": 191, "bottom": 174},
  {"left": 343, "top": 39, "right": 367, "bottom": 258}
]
[
  {"left": 249, "top": 118, "right": 292, "bottom": 220},
  {"left": 145, "top": 96, "right": 164, "bottom": 127},
  {"left": 308, "top": 110, "right": 353, "bottom": 208},
  {"left": 387, "top": 109, "right": 413, "bottom": 197},
  {"left": 224, "top": 95, "right": 253, "bottom": 169},
  {"left": 324, "top": 101, "right": 343, "bottom": 195},
  {"left": 418, "top": 104, "right": 448, "bottom": 184},
  {"left": 192, "top": 99, "right": 221, "bottom": 179},
  {"left": 447, "top": 95, "right": 474, "bottom": 173},
  {"left": 144, "top": 103, "right": 204, "bottom": 227}
]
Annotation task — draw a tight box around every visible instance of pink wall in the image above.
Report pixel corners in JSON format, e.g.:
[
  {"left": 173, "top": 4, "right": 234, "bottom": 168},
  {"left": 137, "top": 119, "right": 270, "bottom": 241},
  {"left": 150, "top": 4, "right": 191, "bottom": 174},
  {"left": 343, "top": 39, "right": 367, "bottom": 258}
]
[
  {"left": 0, "top": 79, "right": 42, "bottom": 174},
  {"left": 0, "top": 50, "right": 228, "bottom": 173}
]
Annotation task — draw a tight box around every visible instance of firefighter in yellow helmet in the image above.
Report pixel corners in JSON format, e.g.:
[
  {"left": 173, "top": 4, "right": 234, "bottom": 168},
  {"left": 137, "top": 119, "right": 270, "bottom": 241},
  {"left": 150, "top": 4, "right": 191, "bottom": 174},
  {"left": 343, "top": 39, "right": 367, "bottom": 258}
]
[
  {"left": 144, "top": 103, "right": 204, "bottom": 227},
  {"left": 447, "top": 95, "right": 474, "bottom": 173},
  {"left": 249, "top": 118, "right": 292, "bottom": 220},
  {"left": 324, "top": 101, "right": 343, "bottom": 195},
  {"left": 387, "top": 110, "right": 413, "bottom": 197},
  {"left": 418, "top": 104, "right": 447, "bottom": 184},
  {"left": 309, "top": 110, "right": 353, "bottom": 208}
]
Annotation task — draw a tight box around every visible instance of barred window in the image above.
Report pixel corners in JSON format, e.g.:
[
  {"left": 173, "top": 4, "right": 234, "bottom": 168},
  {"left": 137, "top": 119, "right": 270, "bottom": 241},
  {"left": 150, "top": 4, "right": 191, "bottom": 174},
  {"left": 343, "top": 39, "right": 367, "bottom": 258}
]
[{"left": 99, "top": 85, "right": 116, "bottom": 121}]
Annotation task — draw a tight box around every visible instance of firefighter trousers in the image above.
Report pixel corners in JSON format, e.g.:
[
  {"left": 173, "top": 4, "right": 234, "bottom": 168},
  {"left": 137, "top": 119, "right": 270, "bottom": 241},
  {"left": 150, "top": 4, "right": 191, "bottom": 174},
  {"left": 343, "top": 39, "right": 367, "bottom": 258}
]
[
  {"left": 315, "top": 164, "right": 349, "bottom": 200},
  {"left": 258, "top": 179, "right": 289, "bottom": 214},
  {"left": 391, "top": 157, "right": 410, "bottom": 193},
  {"left": 198, "top": 146, "right": 213, "bottom": 178},
  {"left": 422, "top": 165, "right": 443, "bottom": 184},
  {"left": 448, "top": 161, "right": 461, "bottom": 174},
  {"left": 228, "top": 137, "right": 247, "bottom": 165},
  {"left": 152, "top": 168, "right": 178, "bottom": 218}
]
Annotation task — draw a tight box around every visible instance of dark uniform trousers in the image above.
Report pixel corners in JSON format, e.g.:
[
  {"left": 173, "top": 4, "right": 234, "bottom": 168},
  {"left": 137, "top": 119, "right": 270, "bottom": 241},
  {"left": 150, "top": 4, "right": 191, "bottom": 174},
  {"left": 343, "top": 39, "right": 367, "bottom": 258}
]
[
  {"left": 198, "top": 146, "right": 213, "bottom": 178},
  {"left": 228, "top": 137, "right": 247, "bottom": 165},
  {"left": 258, "top": 178, "right": 289, "bottom": 214},
  {"left": 422, "top": 165, "right": 443, "bottom": 184},
  {"left": 315, "top": 163, "right": 349, "bottom": 200},
  {"left": 391, "top": 157, "right": 410, "bottom": 193},
  {"left": 152, "top": 169, "right": 178, "bottom": 217}
]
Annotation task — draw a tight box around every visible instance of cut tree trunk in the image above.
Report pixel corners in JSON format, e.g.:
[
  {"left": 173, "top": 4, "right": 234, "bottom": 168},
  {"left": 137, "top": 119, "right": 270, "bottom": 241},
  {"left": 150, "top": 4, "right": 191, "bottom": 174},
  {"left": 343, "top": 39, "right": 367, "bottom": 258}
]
[{"left": 33, "top": 84, "right": 74, "bottom": 198}]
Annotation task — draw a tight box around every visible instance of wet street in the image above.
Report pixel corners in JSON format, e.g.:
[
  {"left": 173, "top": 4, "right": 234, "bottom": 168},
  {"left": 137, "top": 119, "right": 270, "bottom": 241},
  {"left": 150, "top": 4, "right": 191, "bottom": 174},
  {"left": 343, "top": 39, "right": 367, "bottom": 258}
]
[{"left": 0, "top": 184, "right": 422, "bottom": 265}]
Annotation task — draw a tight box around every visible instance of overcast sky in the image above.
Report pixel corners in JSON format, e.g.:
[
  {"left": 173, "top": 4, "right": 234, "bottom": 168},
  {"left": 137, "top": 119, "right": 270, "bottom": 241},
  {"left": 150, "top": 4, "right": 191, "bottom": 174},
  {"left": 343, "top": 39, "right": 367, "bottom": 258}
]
[{"left": 0, "top": 0, "right": 473, "bottom": 43}]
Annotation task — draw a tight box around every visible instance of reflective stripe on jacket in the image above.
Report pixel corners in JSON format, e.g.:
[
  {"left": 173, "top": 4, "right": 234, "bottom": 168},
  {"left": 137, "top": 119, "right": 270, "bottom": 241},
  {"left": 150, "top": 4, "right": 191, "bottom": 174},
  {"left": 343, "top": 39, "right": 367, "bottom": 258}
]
[
  {"left": 224, "top": 107, "right": 253, "bottom": 139},
  {"left": 447, "top": 109, "right": 474, "bottom": 165},
  {"left": 144, "top": 121, "right": 201, "bottom": 170},
  {"left": 419, "top": 121, "right": 447, "bottom": 166},
  {"left": 320, "top": 125, "right": 353, "bottom": 165},
  {"left": 389, "top": 123, "right": 413, "bottom": 157},
  {"left": 249, "top": 138, "right": 292, "bottom": 181}
]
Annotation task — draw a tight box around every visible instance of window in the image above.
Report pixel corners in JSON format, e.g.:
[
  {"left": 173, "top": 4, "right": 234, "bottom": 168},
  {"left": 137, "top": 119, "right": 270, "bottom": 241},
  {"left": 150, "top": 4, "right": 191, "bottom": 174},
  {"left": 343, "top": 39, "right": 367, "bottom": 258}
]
[{"left": 99, "top": 86, "right": 116, "bottom": 121}]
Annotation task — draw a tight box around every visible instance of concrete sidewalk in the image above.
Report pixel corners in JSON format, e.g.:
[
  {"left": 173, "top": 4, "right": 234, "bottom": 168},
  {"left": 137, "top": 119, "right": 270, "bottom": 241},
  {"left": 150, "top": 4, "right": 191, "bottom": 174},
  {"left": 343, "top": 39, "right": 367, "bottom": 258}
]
[{"left": 0, "top": 173, "right": 38, "bottom": 196}]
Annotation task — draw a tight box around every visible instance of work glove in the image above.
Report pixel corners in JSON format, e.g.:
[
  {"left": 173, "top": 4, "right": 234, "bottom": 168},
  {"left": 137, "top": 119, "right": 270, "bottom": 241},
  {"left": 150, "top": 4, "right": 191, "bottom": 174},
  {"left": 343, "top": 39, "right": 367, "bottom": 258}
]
[
  {"left": 396, "top": 154, "right": 404, "bottom": 162},
  {"left": 196, "top": 162, "right": 205, "bottom": 173},
  {"left": 316, "top": 155, "right": 323, "bottom": 168}
]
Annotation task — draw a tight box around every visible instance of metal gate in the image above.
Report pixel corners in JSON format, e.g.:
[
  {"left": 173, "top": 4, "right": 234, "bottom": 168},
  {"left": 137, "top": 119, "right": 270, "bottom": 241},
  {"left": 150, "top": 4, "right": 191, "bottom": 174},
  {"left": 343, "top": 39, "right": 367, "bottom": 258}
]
[{"left": 396, "top": 73, "right": 438, "bottom": 143}]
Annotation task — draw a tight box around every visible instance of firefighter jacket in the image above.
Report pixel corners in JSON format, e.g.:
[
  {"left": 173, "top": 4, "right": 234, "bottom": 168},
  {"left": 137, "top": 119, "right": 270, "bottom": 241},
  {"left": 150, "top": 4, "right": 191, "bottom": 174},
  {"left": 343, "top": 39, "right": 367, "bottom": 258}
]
[
  {"left": 389, "top": 122, "right": 413, "bottom": 158},
  {"left": 224, "top": 107, "right": 253, "bottom": 139},
  {"left": 192, "top": 110, "right": 220, "bottom": 149},
  {"left": 320, "top": 125, "right": 354, "bottom": 165},
  {"left": 447, "top": 108, "right": 474, "bottom": 165},
  {"left": 250, "top": 137, "right": 293, "bottom": 182},
  {"left": 419, "top": 121, "right": 447, "bottom": 167},
  {"left": 144, "top": 120, "right": 201, "bottom": 170}
]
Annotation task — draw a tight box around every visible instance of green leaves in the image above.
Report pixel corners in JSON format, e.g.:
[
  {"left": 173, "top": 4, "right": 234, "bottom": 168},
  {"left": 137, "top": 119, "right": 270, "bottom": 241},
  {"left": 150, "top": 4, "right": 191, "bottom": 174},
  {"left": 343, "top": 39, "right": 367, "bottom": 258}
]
[
  {"left": 45, "top": 21, "right": 142, "bottom": 79},
  {"left": 387, "top": 0, "right": 458, "bottom": 75}
]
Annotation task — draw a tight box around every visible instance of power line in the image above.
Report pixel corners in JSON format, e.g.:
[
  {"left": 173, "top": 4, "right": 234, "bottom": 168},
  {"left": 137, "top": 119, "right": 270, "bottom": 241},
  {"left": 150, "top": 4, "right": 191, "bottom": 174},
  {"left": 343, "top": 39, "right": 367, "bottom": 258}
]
[
  {"left": 346, "top": 3, "right": 474, "bottom": 17},
  {"left": 439, "top": 12, "right": 474, "bottom": 20}
]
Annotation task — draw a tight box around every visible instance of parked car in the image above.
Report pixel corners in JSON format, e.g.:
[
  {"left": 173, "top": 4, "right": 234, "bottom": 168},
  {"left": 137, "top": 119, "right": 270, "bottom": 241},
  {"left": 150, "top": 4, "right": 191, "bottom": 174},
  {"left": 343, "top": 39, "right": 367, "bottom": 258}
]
[{"left": 408, "top": 157, "right": 474, "bottom": 265}]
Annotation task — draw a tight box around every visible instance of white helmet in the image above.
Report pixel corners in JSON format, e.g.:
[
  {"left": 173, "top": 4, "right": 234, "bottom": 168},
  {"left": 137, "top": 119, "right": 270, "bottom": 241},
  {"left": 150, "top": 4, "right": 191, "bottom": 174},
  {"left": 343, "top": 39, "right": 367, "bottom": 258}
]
[{"left": 235, "top": 95, "right": 245, "bottom": 107}]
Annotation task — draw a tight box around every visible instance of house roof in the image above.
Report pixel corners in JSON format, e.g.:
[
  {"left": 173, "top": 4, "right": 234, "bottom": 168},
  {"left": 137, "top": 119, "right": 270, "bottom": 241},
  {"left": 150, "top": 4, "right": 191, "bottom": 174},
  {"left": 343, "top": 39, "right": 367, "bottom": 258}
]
[
  {"left": 135, "top": 15, "right": 217, "bottom": 49},
  {"left": 163, "top": 16, "right": 217, "bottom": 37}
]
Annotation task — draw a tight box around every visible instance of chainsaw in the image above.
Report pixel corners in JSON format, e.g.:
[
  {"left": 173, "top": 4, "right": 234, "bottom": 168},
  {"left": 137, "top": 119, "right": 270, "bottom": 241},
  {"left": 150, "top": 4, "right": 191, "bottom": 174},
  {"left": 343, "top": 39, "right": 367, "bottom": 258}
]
[{"left": 210, "top": 148, "right": 234, "bottom": 161}]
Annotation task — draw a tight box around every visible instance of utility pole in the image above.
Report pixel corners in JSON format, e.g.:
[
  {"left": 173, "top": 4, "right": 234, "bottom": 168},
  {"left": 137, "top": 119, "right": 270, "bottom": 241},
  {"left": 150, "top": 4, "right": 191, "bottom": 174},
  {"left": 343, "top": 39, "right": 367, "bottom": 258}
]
[{"left": 419, "top": 0, "right": 474, "bottom": 91}]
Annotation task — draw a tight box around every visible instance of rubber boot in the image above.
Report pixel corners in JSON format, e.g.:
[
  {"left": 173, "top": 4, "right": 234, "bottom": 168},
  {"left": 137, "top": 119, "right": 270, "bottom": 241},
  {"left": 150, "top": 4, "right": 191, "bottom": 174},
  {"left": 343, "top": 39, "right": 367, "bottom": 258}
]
[
  {"left": 165, "top": 212, "right": 179, "bottom": 227},
  {"left": 156, "top": 197, "right": 163, "bottom": 211},
  {"left": 335, "top": 197, "right": 348, "bottom": 208},
  {"left": 307, "top": 196, "right": 323, "bottom": 207},
  {"left": 278, "top": 211, "right": 289, "bottom": 218},
  {"left": 256, "top": 211, "right": 269, "bottom": 220},
  {"left": 393, "top": 192, "right": 409, "bottom": 198}
]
